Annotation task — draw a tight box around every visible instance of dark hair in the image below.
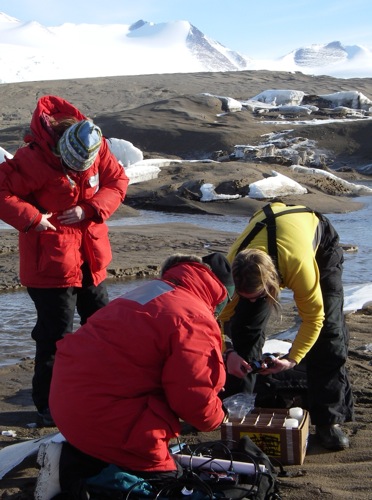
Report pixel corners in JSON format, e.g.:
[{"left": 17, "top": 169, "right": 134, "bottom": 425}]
[
  {"left": 41, "top": 115, "right": 80, "bottom": 148},
  {"left": 160, "top": 254, "right": 203, "bottom": 276},
  {"left": 49, "top": 117, "right": 80, "bottom": 137}
]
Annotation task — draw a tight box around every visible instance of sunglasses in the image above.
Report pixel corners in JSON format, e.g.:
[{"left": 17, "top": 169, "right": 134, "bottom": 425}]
[{"left": 238, "top": 290, "right": 267, "bottom": 302}]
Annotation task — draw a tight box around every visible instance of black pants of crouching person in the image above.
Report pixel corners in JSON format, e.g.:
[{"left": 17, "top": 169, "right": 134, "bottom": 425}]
[
  {"left": 223, "top": 215, "right": 354, "bottom": 426},
  {"left": 56, "top": 441, "right": 183, "bottom": 499},
  {"left": 28, "top": 264, "right": 109, "bottom": 414}
]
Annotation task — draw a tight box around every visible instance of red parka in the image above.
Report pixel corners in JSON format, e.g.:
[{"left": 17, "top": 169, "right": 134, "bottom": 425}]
[
  {"left": 0, "top": 95, "right": 129, "bottom": 287},
  {"left": 50, "top": 262, "right": 227, "bottom": 472}
]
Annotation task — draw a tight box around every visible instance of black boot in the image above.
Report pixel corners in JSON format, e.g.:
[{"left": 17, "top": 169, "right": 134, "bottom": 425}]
[{"left": 315, "top": 424, "right": 349, "bottom": 450}]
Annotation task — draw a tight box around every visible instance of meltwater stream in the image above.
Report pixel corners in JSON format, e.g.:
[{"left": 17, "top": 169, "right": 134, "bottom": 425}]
[{"left": 0, "top": 193, "right": 371, "bottom": 366}]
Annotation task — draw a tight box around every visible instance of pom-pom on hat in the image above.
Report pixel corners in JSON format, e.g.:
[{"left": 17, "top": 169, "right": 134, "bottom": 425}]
[
  {"left": 202, "top": 252, "right": 235, "bottom": 299},
  {"left": 58, "top": 120, "right": 102, "bottom": 171}
]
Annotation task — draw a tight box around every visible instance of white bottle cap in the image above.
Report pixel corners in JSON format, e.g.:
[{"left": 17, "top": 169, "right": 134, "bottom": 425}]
[
  {"left": 284, "top": 418, "right": 299, "bottom": 429},
  {"left": 289, "top": 407, "right": 303, "bottom": 422}
]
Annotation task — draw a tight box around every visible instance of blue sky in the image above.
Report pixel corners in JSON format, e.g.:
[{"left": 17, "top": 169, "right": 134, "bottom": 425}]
[{"left": 1, "top": 0, "right": 372, "bottom": 58}]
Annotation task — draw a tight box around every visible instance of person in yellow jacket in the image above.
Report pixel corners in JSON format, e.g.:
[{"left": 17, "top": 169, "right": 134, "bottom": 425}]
[{"left": 220, "top": 202, "right": 354, "bottom": 451}]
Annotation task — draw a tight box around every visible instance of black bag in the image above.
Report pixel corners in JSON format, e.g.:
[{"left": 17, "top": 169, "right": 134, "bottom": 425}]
[
  {"left": 175, "top": 437, "right": 282, "bottom": 500},
  {"left": 81, "top": 437, "right": 282, "bottom": 500},
  {"left": 254, "top": 361, "right": 308, "bottom": 410}
]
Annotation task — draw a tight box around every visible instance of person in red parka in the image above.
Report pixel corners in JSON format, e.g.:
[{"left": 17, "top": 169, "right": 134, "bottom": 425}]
[
  {"left": 35, "top": 253, "right": 232, "bottom": 498},
  {"left": 0, "top": 95, "right": 129, "bottom": 426}
]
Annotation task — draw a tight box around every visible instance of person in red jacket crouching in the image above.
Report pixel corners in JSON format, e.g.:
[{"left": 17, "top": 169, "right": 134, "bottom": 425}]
[
  {"left": 0, "top": 95, "right": 129, "bottom": 427},
  {"left": 34, "top": 253, "right": 233, "bottom": 499}
]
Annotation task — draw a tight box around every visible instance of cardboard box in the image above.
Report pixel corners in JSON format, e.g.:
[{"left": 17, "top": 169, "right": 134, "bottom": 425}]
[{"left": 221, "top": 408, "right": 309, "bottom": 465}]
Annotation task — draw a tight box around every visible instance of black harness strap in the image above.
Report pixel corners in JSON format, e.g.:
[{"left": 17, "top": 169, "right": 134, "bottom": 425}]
[
  {"left": 236, "top": 204, "right": 316, "bottom": 274},
  {"left": 263, "top": 204, "right": 278, "bottom": 270}
]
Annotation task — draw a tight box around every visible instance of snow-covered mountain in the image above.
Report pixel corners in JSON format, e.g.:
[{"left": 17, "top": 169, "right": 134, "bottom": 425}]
[
  {"left": 0, "top": 11, "right": 371, "bottom": 83},
  {"left": 292, "top": 41, "right": 365, "bottom": 67},
  {"left": 276, "top": 41, "right": 372, "bottom": 78}
]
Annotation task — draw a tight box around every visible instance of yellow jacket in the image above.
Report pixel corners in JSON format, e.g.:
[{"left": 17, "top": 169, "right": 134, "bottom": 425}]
[{"left": 220, "top": 202, "right": 325, "bottom": 363}]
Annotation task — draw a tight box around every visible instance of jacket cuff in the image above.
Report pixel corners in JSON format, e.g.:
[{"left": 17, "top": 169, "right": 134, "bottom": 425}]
[
  {"left": 27, "top": 213, "right": 42, "bottom": 231},
  {"left": 222, "top": 348, "right": 235, "bottom": 366},
  {"left": 79, "top": 202, "right": 96, "bottom": 220}
]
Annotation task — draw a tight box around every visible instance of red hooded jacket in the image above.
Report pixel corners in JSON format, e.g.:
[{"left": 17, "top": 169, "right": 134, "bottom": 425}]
[
  {"left": 50, "top": 262, "right": 227, "bottom": 472},
  {"left": 0, "top": 95, "right": 129, "bottom": 287}
]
